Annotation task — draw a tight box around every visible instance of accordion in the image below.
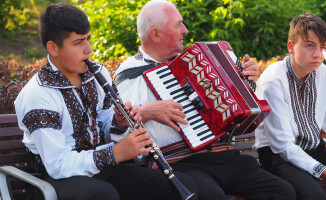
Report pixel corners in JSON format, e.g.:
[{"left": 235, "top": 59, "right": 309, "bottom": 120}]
[{"left": 143, "top": 41, "right": 270, "bottom": 151}]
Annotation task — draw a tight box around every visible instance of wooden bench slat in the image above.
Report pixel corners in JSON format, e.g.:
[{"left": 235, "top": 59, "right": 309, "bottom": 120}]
[
  {"left": 0, "top": 127, "right": 24, "bottom": 137},
  {"left": 0, "top": 114, "right": 18, "bottom": 124},
  {"left": 232, "top": 140, "right": 255, "bottom": 150},
  {"left": 234, "top": 132, "right": 255, "bottom": 140},
  {"left": 0, "top": 152, "right": 28, "bottom": 165},
  {"left": 0, "top": 140, "right": 26, "bottom": 151}
]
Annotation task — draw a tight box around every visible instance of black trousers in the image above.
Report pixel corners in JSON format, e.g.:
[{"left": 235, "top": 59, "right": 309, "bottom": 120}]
[
  {"left": 171, "top": 149, "right": 296, "bottom": 200},
  {"left": 258, "top": 139, "right": 326, "bottom": 200},
  {"left": 29, "top": 164, "right": 198, "bottom": 200}
]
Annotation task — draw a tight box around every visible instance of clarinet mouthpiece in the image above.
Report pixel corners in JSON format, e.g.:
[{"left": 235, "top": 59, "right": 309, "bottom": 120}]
[
  {"left": 85, "top": 59, "right": 97, "bottom": 73},
  {"left": 84, "top": 59, "right": 94, "bottom": 66}
]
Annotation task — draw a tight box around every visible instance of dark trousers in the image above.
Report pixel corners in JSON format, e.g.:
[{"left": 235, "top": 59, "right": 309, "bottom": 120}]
[
  {"left": 29, "top": 164, "right": 197, "bottom": 200},
  {"left": 171, "top": 149, "right": 296, "bottom": 200},
  {"left": 258, "top": 139, "right": 326, "bottom": 200}
]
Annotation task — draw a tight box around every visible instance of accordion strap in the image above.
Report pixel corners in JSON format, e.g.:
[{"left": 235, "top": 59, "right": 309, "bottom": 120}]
[{"left": 113, "top": 63, "right": 162, "bottom": 85}]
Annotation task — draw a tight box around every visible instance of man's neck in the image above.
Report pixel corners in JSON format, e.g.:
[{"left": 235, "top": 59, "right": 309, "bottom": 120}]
[{"left": 141, "top": 44, "right": 170, "bottom": 63}]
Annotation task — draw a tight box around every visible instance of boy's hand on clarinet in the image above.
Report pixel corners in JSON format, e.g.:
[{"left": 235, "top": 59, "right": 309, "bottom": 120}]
[
  {"left": 113, "top": 101, "right": 142, "bottom": 129},
  {"left": 113, "top": 128, "right": 153, "bottom": 162}
]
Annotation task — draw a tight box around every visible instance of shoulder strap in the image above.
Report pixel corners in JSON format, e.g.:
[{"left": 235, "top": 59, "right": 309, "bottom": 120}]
[{"left": 113, "top": 63, "right": 162, "bottom": 85}]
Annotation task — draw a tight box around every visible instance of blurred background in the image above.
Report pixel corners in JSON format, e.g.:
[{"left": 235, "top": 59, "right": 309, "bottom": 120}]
[{"left": 1, "top": 0, "right": 325, "bottom": 113}]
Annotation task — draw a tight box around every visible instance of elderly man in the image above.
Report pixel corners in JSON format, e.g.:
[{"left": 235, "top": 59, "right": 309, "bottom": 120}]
[{"left": 113, "top": 0, "right": 296, "bottom": 199}]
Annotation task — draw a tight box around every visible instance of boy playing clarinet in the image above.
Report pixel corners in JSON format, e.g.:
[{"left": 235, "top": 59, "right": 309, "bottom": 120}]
[{"left": 15, "top": 3, "right": 197, "bottom": 200}]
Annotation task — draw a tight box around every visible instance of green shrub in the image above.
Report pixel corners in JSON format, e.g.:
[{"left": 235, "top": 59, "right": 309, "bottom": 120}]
[
  {"left": 82, "top": 0, "right": 321, "bottom": 60},
  {"left": 81, "top": 0, "right": 147, "bottom": 61},
  {"left": 0, "top": 0, "right": 27, "bottom": 32}
]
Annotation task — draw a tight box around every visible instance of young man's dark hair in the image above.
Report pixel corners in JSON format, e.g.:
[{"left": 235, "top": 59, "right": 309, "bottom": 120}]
[{"left": 38, "top": 3, "right": 90, "bottom": 48}]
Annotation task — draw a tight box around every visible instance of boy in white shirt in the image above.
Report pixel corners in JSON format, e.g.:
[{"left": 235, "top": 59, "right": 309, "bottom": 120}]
[
  {"left": 254, "top": 13, "right": 326, "bottom": 200},
  {"left": 15, "top": 3, "right": 197, "bottom": 200}
]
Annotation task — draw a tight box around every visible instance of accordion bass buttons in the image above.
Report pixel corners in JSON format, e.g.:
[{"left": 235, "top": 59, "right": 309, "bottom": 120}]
[{"left": 182, "top": 83, "right": 205, "bottom": 110}]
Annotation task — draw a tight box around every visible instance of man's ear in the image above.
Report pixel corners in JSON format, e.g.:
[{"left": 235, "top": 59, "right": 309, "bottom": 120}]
[
  {"left": 288, "top": 40, "right": 294, "bottom": 54},
  {"left": 149, "top": 27, "right": 161, "bottom": 43},
  {"left": 46, "top": 41, "right": 59, "bottom": 57}
]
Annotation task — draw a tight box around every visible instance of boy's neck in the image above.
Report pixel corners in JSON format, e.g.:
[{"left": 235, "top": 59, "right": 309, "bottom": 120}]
[
  {"left": 291, "top": 61, "right": 309, "bottom": 82},
  {"left": 49, "top": 56, "right": 82, "bottom": 89},
  {"left": 69, "top": 75, "right": 82, "bottom": 89}
]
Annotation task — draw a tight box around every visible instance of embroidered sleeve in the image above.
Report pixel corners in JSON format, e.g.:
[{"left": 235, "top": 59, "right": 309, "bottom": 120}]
[
  {"left": 313, "top": 163, "right": 326, "bottom": 178},
  {"left": 93, "top": 146, "right": 118, "bottom": 170},
  {"left": 22, "top": 109, "right": 62, "bottom": 134},
  {"left": 109, "top": 117, "right": 128, "bottom": 135}
]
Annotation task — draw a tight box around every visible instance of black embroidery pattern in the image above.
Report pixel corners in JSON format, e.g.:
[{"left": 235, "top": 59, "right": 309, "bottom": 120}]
[
  {"left": 23, "top": 109, "right": 61, "bottom": 134},
  {"left": 60, "top": 89, "right": 91, "bottom": 149},
  {"left": 80, "top": 81, "right": 101, "bottom": 145},
  {"left": 286, "top": 56, "right": 320, "bottom": 150},
  {"left": 38, "top": 63, "right": 73, "bottom": 88},
  {"left": 109, "top": 117, "right": 128, "bottom": 135},
  {"left": 93, "top": 146, "right": 118, "bottom": 170},
  {"left": 313, "top": 163, "right": 326, "bottom": 176},
  {"left": 38, "top": 59, "right": 94, "bottom": 89}
]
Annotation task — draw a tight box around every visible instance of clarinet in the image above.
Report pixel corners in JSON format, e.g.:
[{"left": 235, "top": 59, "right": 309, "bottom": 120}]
[{"left": 85, "top": 60, "right": 195, "bottom": 200}]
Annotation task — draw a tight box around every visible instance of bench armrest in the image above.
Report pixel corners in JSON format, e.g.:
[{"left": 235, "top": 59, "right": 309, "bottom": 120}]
[{"left": 0, "top": 166, "right": 57, "bottom": 200}]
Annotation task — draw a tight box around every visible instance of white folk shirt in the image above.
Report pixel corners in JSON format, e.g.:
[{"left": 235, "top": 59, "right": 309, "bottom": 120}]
[
  {"left": 253, "top": 56, "right": 326, "bottom": 178},
  {"left": 112, "top": 47, "right": 183, "bottom": 147},
  {"left": 15, "top": 55, "right": 119, "bottom": 179}
]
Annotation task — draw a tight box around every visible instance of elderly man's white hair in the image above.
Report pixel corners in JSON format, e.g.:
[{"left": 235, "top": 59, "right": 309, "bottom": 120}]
[{"left": 137, "top": 0, "right": 176, "bottom": 42}]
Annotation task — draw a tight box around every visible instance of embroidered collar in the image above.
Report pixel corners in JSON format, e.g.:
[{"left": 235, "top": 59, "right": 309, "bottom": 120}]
[
  {"left": 286, "top": 55, "right": 314, "bottom": 87},
  {"left": 37, "top": 55, "right": 95, "bottom": 89},
  {"left": 134, "top": 47, "right": 178, "bottom": 64},
  {"left": 134, "top": 47, "right": 158, "bottom": 64}
]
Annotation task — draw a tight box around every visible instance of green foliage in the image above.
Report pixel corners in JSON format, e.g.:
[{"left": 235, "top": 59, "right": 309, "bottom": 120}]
[
  {"left": 0, "top": 0, "right": 29, "bottom": 31},
  {"left": 0, "top": 0, "right": 76, "bottom": 36},
  {"left": 81, "top": 0, "right": 147, "bottom": 61},
  {"left": 24, "top": 47, "right": 47, "bottom": 59},
  {"left": 83, "top": 0, "right": 323, "bottom": 60},
  {"left": 176, "top": 0, "right": 319, "bottom": 59}
]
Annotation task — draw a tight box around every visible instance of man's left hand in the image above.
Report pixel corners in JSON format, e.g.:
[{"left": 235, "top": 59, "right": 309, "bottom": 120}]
[{"left": 241, "top": 54, "right": 259, "bottom": 82}]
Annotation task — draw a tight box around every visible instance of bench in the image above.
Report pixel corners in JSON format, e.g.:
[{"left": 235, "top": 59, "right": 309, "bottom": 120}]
[{"left": 0, "top": 114, "right": 57, "bottom": 200}]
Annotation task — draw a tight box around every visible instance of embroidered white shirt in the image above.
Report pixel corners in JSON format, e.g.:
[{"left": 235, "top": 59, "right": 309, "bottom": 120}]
[
  {"left": 112, "top": 47, "right": 184, "bottom": 147},
  {"left": 15, "top": 55, "right": 117, "bottom": 179},
  {"left": 253, "top": 56, "right": 326, "bottom": 178}
]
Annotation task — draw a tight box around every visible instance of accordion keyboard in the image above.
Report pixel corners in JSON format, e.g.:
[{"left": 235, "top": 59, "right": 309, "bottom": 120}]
[{"left": 145, "top": 65, "right": 215, "bottom": 148}]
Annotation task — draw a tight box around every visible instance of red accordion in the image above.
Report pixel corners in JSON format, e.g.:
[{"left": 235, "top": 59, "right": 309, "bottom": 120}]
[{"left": 143, "top": 41, "right": 270, "bottom": 151}]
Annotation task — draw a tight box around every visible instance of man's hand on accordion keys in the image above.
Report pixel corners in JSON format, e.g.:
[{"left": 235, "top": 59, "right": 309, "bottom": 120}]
[
  {"left": 241, "top": 54, "right": 260, "bottom": 82},
  {"left": 138, "top": 99, "right": 188, "bottom": 132}
]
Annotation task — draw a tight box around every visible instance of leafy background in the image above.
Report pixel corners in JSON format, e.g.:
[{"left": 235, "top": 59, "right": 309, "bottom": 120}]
[{"left": 1, "top": 0, "right": 326, "bottom": 113}]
